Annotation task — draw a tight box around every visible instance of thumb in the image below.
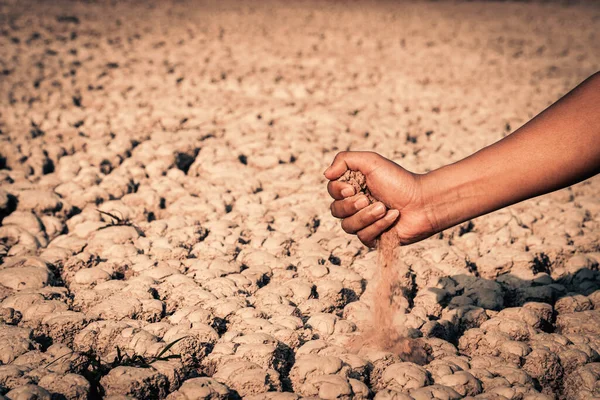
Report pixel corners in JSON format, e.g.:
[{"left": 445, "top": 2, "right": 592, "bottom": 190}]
[{"left": 323, "top": 151, "right": 381, "bottom": 180}]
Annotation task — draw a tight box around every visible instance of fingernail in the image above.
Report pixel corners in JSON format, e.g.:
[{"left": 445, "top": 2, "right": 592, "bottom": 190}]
[
  {"left": 355, "top": 197, "right": 369, "bottom": 209},
  {"left": 373, "top": 203, "right": 386, "bottom": 216},
  {"left": 387, "top": 209, "right": 400, "bottom": 220},
  {"left": 341, "top": 187, "right": 355, "bottom": 198}
]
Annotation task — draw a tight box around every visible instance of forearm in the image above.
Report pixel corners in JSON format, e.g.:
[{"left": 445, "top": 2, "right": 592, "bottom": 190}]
[{"left": 422, "top": 72, "right": 600, "bottom": 233}]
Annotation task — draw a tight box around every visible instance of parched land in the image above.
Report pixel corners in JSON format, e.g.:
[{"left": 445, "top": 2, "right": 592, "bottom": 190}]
[{"left": 0, "top": 0, "right": 599, "bottom": 398}]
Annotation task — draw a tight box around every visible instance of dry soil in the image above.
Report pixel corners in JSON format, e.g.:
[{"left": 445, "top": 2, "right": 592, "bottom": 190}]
[{"left": 0, "top": 0, "right": 599, "bottom": 399}]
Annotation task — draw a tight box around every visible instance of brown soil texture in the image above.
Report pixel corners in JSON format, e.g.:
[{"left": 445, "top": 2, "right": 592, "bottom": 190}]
[{"left": 1, "top": 0, "right": 600, "bottom": 399}]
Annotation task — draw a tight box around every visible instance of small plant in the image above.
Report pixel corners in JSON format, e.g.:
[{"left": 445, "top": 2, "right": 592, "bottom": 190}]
[
  {"left": 111, "top": 336, "right": 188, "bottom": 368},
  {"left": 44, "top": 336, "right": 187, "bottom": 371},
  {"left": 96, "top": 209, "right": 145, "bottom": 236},
  {"left": 96, "top": 209, "right": 132, "bottom": 227}
]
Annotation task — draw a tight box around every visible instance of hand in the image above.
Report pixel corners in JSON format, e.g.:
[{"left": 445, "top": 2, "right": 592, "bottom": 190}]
[{"left": 324, "top": 151, "right": 437, "bottom": 247}]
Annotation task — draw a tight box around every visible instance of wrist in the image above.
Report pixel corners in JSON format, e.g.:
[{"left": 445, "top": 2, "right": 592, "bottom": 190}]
[{"left": 418, "top": 164, "right": 478, "bottom": 235}]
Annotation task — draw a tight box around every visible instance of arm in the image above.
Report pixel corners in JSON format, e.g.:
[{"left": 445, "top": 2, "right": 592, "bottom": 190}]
[
  {"left": 325, "top": 72, "right": 600, "bottom": 247},
  {"left": 421, "top": 72, "right": 600, "bottom": 234}
]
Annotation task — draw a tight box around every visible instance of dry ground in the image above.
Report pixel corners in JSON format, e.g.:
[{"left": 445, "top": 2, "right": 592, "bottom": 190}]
[{"left": 1, "top": 0, "right": 600, "bottom": 399}]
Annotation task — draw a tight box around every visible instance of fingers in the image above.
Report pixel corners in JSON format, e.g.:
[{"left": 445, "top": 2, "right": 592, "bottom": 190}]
[
  {"left": 330, "top": 195, "right": 370, "bottom": 218},
  {"left": 357, "top": 209, "right": 400, "bottom": 247},
  {"left": 340, "top": 202, "right": 388, "bottom": 234},
  {"left": 327, "top": 180, "right": 355, "bottom": 200},
  {"left": 323, "top": 151, "right": 381, "bottom": 180}
]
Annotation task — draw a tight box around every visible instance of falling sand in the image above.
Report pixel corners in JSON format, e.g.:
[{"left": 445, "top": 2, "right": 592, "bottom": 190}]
[{"left": 339, "top": 171, "right": 425, "bottom": 363}]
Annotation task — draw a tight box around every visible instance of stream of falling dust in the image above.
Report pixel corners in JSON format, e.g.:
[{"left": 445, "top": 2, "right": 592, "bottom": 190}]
[
  {"left": 337, "top": 169, "right": 425, "bottom": 362},
  {"left": 348, "top": 212, "right": 426, "bottom": 363}
]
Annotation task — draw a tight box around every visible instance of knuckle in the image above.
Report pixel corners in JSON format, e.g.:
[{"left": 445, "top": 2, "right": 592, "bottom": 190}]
[
  {"left": 360, "top": 208, "right": 376, "bottom": 224},
  {"left": 342, "top": 199, "right": 357, "bottom": 216},
  {"left": 327, "top": 181, "right": 335, "bottom": 195},
  {"left": 367, "top": 151, "right": 383, "bottom": 163},
  {"left": 357, "top": 231, "right": 368, "bottom": 243},
  {"left": 341, "top": 219, "right": 353, "bottom": 234},
  {"left": 344, "top": 199, "right": 356, "bottom": 214}
]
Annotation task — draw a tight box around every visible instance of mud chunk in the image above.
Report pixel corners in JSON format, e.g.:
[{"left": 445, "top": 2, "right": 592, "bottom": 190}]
[
  {"left": 514, "top": 284, "right": 561, "bottom": 305},
  {"left": 496, "top": 303, "right": 553, "bottom": 330},
  {"left": 166, "top": 377, "right": 231, "bottom": 400},
  {"left": 441, "top": 306, "right": 488, "bottom": 334},
  {"left": 422, "top": 338, "right": 459, "bottom": 360},
  {"left": 100, "top": 366, "right": 169, "bottom": 400},
  {"left": 588, "top": 290, "right": 600, "bottom": 309},
  {"left": 41, "top": 311, "right": 88, "bottom": 347},
  {"left": 487, "top": 365, "right": 535, "bottom": 388},
  {"left": 426, "top": 359, "right": 463, "bottom": 381},
  {"left": 74, "top": 267, "right": 112, "bottom": 286},
  {"left": 378, "top": 362, "right": 432, "bottom": 392},
  {"left": 499, "top": 340, "right": 532, "bottom": 364},
  {"left": 461, "top": 278, "right": 504, "bottom": 310},
  {"left": 315, "top": 279, "right": 354, "bottom": 309},
  {"left": 0, "top": 264, "right": 53, "bottom": 291},
  {"left": 484, "top": 385, "right": 549, "bottom": 399},
  {"left": 306, "top": 313, "right": 338, "bottom": 337},
  {"left": 480, "top": 317, "right": 536, "bottom": 341},
  {"left": 554, "top": 293, "right": 593, "bottom": 314},
  {"left": 414, "top": 288, "right": 448, "bottom": 318},
  {"left": 373, "top": 389, "right": 413, "bottom": 400},
  {"left": 349, "top": 378, "right": 371, "bottom": 399},
  {"left": 244, "top": 394, "right": 299, "bottom": 400},
  {"left": 289, "top": 354, "right": 347, "bottom": 390},
  {"left": 0, "top": 226, "right": 42, "bottom": 256},
  {"left": 15, "top": 190, "right": 64, "bottom": 215},
  {"left": 37, "top": 373, "right": 90, "bottom": 400},
  {"left": 298, "top": 374, "right": 356, "bottom": 399},
  {"left": 4, "top": 385, "right": 52, "bottom": 400},
  {"left": 72, "top": 320, "right": 143, "bottom": 360},
  {"left": 2, "top": 292, "right": 45, "bottom": 314},
  {"left": 522, "top": 349, "right": 563, "bottom": 393},
  {"left": 409, "top": 384, "right": 462, "bottom": 400},
  {"left": 3, "top": 212, "right": 46, "bottom": 237},
  {"left": 558, "top": 348, "right": 592, "bottom": 374},
  {"left": 233, "top": 334, "right": 293, "bottom": 373},
  {"left": 564, "top": 254, "right": 598, "bottom": 275},
  {"left": 556, "top": 310, "right": 600, "bottom": 336},
  {"left": 0, "top": 325, "right": 36, "bottom": 364},
  {"left": 213, "top": 361, "right": 281, "bottom": 396},
  {"left": 435, "top": 371, "right": 482, "bottom": 396},
  {"left": 162, "top": 324, "right": 219, "bottom": 367},
  {"left": 88, "top": 296, "right": 143, "bottom": 321},
  {"left": 0, "top": 307, "right": 21, "bottom": 325},
  {"left": 563, "top": 362, "right": 600, "bottom": 399},
  {"left": 40, "top": 344, "right": 88, "bottom": 375},
  {"left": 0, "top": 365, "right": 32, "bottom": 393},
  {"left": 22, "top": 299, "right": 69, "bottom": 327}
]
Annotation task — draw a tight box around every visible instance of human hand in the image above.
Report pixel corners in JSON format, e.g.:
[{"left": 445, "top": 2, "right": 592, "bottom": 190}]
[{"left": 324, "top": 151, "right": 437, "bottom": 247}]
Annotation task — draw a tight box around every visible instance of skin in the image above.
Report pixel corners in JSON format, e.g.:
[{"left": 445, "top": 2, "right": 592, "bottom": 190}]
[{"left": 325, "top": 72, "right": 600, "bottom": 248}]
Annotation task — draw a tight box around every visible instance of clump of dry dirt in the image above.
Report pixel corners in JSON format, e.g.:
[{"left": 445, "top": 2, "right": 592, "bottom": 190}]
[{"left": 337, "top": 170, "right": 377, "bottom": 204}]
